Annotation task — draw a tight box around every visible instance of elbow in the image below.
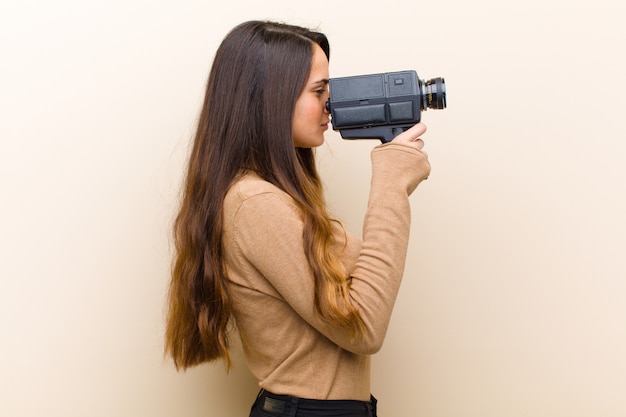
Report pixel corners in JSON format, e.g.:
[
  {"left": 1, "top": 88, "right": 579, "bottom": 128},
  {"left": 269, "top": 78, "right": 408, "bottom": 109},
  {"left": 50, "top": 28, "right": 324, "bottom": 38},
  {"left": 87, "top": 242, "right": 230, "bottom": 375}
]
[
  {"left": 363, "top": 335, "right": 385, "bottom": 354},
  {"left": 346, "top": 333, "right": 385, "bottom": 355},
  {"left": 360, "top": 343, "right": 383, "bottom": 355}
]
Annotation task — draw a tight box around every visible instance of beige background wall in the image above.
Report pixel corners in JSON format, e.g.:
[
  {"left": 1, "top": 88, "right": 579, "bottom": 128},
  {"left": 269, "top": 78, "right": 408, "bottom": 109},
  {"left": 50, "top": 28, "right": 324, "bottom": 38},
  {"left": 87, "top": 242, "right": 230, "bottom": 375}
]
[{"left": 1, "top": 0, "right": 624, "bottom": 416}]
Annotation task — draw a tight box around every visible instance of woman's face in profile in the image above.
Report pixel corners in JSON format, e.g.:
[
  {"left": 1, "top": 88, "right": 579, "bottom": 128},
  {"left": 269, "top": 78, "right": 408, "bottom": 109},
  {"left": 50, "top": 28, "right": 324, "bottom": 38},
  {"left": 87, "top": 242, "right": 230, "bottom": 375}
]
[{"left": 292, "top": 44, "right": 331, "bottom": 148}]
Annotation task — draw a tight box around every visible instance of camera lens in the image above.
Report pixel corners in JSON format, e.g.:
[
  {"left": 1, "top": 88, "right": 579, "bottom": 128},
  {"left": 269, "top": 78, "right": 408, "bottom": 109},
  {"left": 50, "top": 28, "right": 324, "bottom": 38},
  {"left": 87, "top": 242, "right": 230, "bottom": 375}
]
[{"left": 422, "top": 77, "right": 446, "bottom": 110}]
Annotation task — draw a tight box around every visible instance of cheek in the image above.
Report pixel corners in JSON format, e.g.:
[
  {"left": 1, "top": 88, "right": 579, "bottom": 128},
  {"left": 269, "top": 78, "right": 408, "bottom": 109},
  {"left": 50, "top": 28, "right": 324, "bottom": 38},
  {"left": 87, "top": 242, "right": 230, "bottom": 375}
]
[
  {"left": 292, "top": 104, "right": 309, "bottom": 138},
  {"left": 294, "top": 98, "right": 310, "bottom": 120}
]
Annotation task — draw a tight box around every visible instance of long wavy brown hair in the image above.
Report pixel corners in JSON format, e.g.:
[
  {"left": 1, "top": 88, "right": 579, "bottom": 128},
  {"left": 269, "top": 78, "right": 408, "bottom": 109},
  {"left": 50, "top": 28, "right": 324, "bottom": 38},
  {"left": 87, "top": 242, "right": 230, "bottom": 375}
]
[{"left": 164, "top": 20, "right": 365, "bottom": 370}]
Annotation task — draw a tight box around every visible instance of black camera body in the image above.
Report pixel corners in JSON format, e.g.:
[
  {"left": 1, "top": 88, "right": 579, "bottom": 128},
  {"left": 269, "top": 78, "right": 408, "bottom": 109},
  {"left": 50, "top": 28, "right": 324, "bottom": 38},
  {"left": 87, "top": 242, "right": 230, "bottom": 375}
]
[{"left": 326, "top": 70, "right": 446, "bottom": 143}]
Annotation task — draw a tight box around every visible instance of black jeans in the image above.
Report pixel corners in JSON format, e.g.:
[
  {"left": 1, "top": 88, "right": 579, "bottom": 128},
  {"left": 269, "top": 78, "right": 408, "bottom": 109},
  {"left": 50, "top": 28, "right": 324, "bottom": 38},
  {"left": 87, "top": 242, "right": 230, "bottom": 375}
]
[{"left": 249, "top": 389, "right": 377, "bottom": 417}]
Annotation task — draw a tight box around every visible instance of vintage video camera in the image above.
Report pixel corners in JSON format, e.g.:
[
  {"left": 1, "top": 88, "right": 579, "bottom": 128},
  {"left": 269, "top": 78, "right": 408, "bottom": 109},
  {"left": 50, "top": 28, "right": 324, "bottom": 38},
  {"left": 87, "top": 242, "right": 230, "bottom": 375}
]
[{"left": 326, "top": 70, "right": 446, "bottom": 143}]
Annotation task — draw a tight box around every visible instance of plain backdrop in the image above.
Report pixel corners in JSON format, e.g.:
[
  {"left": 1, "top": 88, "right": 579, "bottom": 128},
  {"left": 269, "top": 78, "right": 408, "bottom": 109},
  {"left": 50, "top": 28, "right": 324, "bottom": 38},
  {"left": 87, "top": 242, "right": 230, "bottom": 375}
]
[{"left": 1, "top": 0, "right": 625, "bottom": 416}]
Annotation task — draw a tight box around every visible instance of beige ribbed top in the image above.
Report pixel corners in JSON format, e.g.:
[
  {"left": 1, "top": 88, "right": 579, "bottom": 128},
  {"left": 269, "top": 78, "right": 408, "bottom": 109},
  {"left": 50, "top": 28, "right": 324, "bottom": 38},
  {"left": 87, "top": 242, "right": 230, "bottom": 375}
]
[{"left": 222, "top": 142, "right": 430, "bottom": 401}]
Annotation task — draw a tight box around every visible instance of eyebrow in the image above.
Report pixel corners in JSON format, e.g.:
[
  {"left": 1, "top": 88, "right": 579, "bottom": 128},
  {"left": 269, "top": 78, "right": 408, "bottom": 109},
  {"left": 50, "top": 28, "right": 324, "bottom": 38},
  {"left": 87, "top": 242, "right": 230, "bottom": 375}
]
[{"left": 314, "top": 79, "right": 330, "bottom": 85}]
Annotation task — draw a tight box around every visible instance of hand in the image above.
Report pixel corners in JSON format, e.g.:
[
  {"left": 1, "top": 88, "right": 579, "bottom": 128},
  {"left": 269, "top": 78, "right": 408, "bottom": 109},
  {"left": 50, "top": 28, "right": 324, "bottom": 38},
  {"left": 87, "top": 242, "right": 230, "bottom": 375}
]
[
  {"left": 391, "top": 122, "right": 430, "bottom": 182},
  {"left": 391, "top": 123, "right": 428, "bottom": 156}
]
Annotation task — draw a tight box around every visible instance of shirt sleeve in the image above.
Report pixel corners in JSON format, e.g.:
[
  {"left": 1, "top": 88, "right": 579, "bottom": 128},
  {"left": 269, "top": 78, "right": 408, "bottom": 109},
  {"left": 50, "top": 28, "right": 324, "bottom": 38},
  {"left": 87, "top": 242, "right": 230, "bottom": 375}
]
[{"left": 232, "top": 143, "right": 429, "bottom": 354}]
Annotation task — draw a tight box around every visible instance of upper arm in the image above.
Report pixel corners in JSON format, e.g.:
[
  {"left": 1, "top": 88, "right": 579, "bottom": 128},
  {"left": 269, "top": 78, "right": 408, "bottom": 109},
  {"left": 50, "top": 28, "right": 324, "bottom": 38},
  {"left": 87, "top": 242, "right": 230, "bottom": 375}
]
[{"left": 231, "top": 192, "right": 383, "bottom": 353}]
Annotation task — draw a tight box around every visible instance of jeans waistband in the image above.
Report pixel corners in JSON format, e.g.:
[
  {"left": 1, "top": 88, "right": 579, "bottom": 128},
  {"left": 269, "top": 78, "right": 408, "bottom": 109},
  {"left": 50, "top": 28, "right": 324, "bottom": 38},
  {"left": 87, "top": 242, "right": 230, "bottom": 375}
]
[{"left": 255, "top": 389, "right": 377, "bottom": 417}]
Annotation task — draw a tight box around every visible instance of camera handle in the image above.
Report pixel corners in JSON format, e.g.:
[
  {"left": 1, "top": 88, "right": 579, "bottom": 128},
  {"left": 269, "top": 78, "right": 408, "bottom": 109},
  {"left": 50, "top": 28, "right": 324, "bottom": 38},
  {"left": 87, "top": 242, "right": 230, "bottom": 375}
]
[{"left": 337, "top": 123, "right": 416, "bottom": 144}]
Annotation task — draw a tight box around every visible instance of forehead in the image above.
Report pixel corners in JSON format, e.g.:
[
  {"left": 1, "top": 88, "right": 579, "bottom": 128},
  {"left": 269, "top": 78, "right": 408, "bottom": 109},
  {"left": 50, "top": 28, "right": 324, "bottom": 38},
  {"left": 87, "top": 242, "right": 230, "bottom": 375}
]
[{"left": 308, "top": 43, "right": 329, "bottom": 80}]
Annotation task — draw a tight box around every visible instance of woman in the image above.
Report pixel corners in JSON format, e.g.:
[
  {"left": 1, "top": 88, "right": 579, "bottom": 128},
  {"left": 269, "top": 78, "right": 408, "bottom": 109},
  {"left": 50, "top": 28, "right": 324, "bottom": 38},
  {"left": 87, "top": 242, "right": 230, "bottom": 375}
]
[{"left": 165, "top": 20, "right": 431, "bottom": 417}]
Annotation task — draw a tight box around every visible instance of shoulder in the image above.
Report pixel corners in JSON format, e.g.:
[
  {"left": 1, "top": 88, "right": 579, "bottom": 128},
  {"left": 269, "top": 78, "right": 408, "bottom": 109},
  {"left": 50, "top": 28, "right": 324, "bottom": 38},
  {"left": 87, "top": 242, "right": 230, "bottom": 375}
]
[
  {"left": 222, "top": 172, "right": 305, "bottom": 258},
  {"left": 229, "top": 171, "right": 281, "bottom": 197},
  {"left": 224, "top": 171, "right": 300, "bottom": 218}
]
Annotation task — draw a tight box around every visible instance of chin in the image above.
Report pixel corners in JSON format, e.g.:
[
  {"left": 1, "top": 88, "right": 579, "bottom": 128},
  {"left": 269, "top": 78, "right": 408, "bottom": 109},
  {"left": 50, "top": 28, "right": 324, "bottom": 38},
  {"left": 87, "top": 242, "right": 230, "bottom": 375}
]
[
  {"left": 312, "top": 138, "right": 325, "bottom": 148},
  {"left": 295, "top": 136, "right": 325, "bottom": 148}
]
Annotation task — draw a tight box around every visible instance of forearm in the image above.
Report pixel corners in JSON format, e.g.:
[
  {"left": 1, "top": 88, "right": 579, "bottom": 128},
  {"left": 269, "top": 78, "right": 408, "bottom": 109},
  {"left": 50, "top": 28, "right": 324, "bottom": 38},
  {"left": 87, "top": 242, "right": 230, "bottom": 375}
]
[{"left": 345, "top": 143, "right": 430, "bottom": 353}]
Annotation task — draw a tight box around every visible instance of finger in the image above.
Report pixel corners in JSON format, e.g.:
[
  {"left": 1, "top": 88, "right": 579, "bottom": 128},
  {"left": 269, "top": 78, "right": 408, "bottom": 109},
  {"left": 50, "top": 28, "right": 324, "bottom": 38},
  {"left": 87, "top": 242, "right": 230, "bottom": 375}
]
[
  {"left": 412, "top": 138, "right": 425, "bottom": 150},
  {"left": 393, "top": 123, "right": 427, "bottom": 143}
]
